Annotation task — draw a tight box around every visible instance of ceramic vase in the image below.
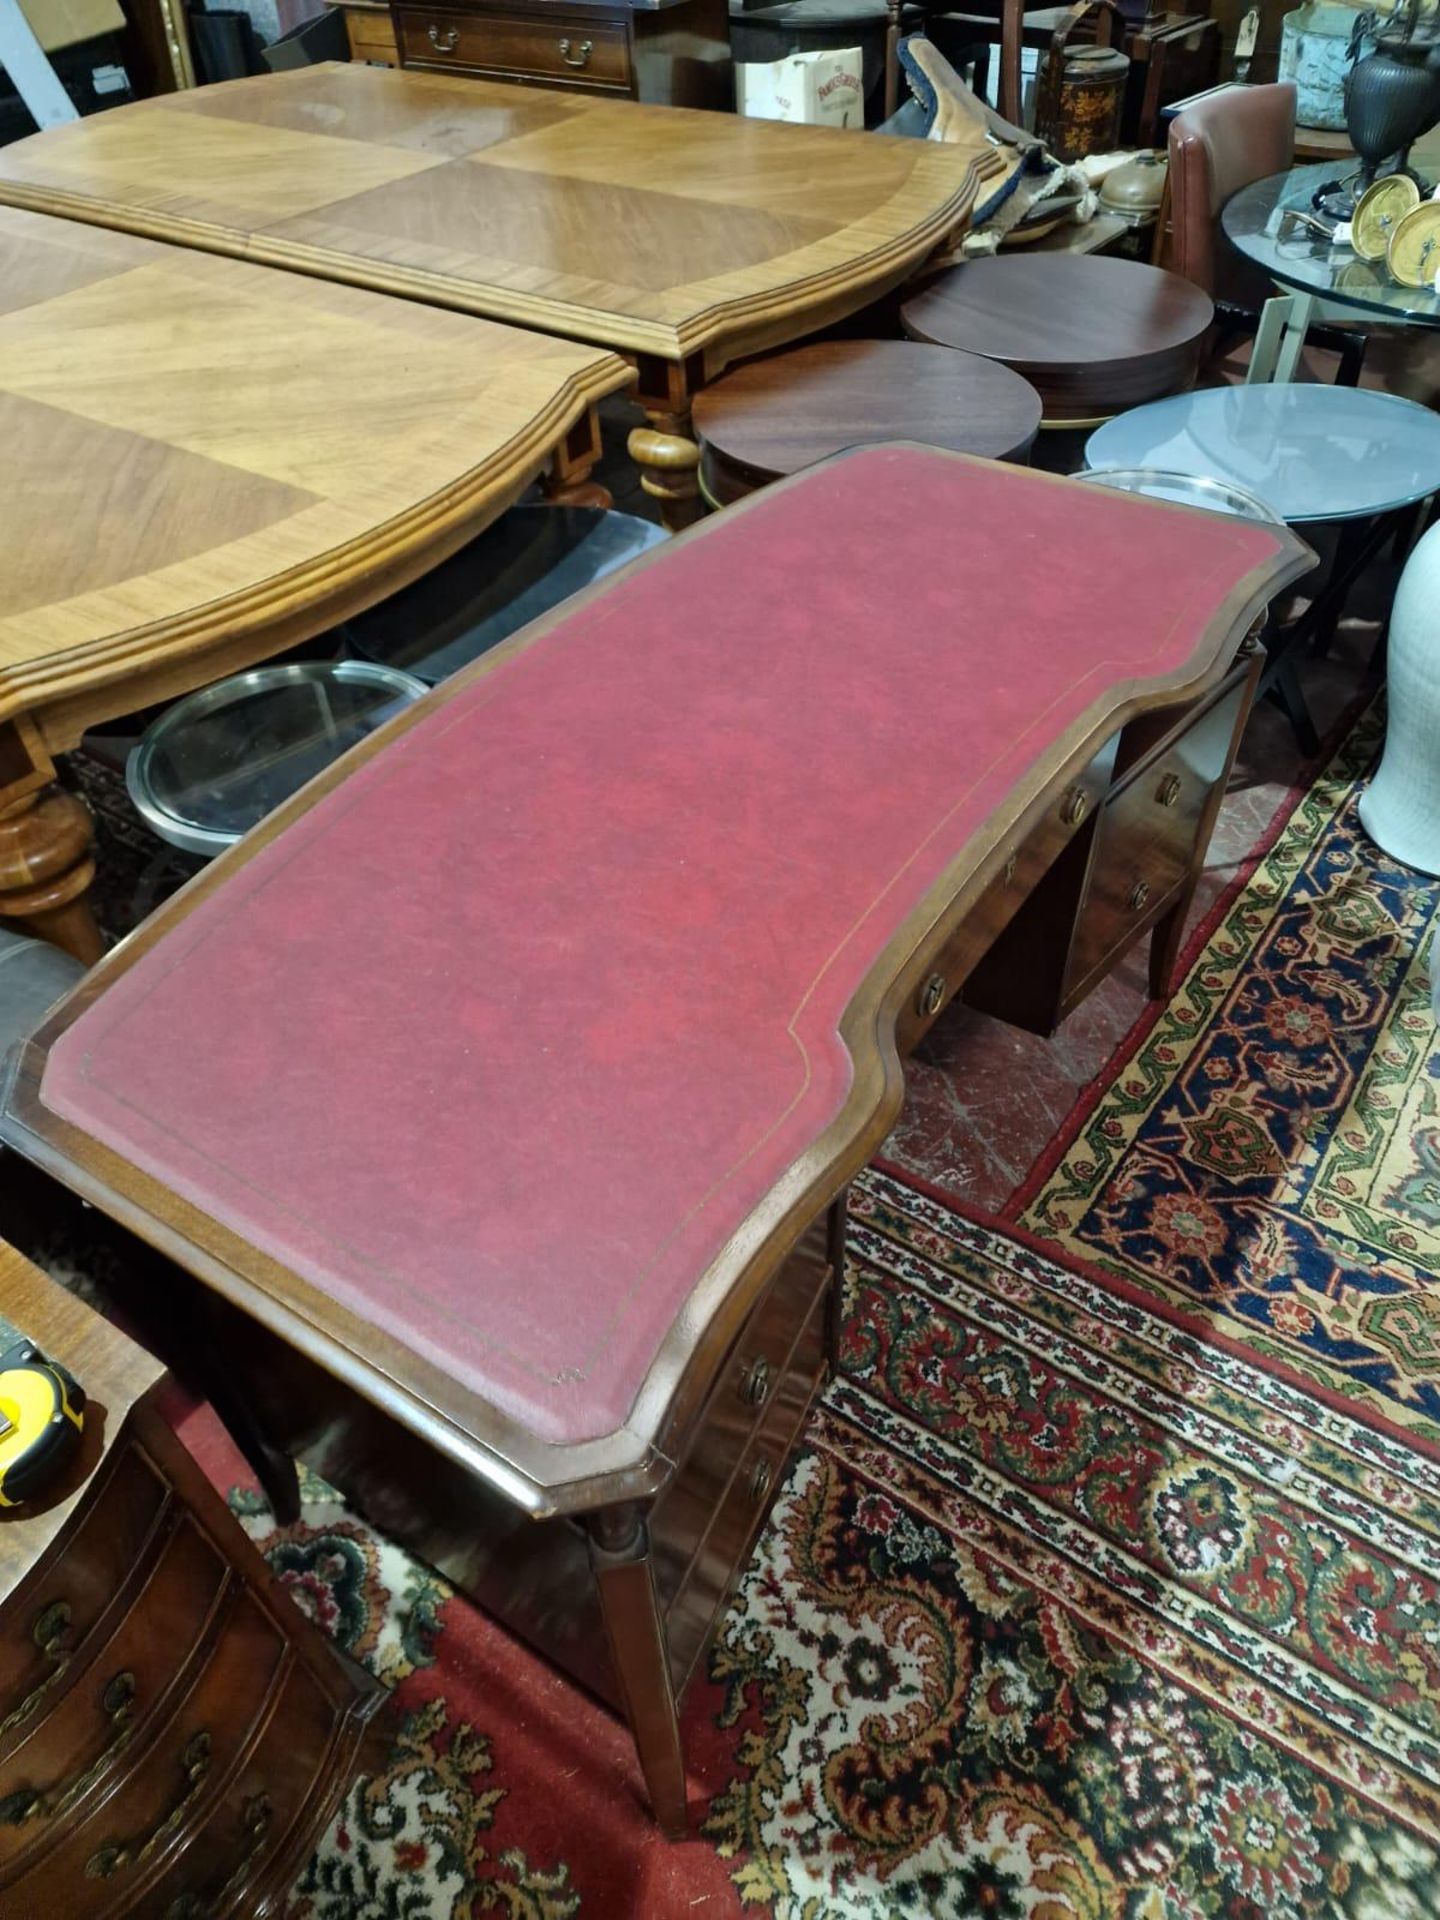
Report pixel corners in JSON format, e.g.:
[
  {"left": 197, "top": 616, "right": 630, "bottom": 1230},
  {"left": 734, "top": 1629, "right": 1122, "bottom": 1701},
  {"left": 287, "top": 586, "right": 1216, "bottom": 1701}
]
[{"left": 1359, "top": 519, "right": 1440, "bottom": 876}]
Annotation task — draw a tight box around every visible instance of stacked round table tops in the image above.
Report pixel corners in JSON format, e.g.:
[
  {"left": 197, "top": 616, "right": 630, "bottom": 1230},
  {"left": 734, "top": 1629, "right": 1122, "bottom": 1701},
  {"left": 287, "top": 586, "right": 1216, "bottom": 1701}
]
[
  {"left": 900, "top": 255, "right": 1215, "bottom": 426},
  {"left": 692, "top": 339, "right": 1043, "bottom": 504}
]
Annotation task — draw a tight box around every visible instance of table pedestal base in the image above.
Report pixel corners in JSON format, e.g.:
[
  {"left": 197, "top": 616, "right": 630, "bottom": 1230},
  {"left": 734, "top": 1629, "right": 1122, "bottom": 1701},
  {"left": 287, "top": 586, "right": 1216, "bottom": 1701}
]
[{"left": 0, "top": 784, "right": 102, "bottom": 964}]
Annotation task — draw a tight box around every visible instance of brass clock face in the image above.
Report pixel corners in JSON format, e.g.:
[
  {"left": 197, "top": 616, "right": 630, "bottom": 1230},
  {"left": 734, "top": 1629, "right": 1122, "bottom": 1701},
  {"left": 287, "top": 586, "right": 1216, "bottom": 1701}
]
[
  {"left": 1387, "top": 201, "right": 1440, "bottom": 288},
  {"left": 1352, "top": 174, "right": 1421, "bottom": 261}
]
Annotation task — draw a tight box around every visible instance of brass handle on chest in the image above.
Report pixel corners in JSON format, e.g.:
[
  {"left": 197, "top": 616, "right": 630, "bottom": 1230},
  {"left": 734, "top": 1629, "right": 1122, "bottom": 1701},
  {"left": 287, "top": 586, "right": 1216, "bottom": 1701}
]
[
  {"left": 165, "top": 1794, "right": 275, "bottom": 1920},
  {"left": 749, "top": 1458, "right": 773, "bottom": 1506},
  {"left": 1061, "top": 787, "right": 1089, "bottom": 828},
  {"left": 427, "top": 23, "right": 459, "bottom": 50},
  {"left": 1128, "top": 880, "right": 1151, "bottom": 912},
  {"left": 0, "top": 1670, "right": 137, "bottom": 1828},
  {"left": 1156, "top": 773, "right": 1182, "bottom": 809},
  {"left": 558, "top": 35, "right": 592, "bottom": 65},
  {"left": 740, "top": 1356, "right": 771, "bottom": 1408},
  {"left": 917, "top": 974, "right": 946, "bottom": 1019},
  {"left": 85, "top": 1730, "right": 211, "bottom": 1879}
]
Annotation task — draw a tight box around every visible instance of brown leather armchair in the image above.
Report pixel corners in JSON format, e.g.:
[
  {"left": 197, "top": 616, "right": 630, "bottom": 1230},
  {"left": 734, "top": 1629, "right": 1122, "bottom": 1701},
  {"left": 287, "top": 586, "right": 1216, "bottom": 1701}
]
[{"left": 1167, "top": 81, "right": 1366, "bottom": 383}]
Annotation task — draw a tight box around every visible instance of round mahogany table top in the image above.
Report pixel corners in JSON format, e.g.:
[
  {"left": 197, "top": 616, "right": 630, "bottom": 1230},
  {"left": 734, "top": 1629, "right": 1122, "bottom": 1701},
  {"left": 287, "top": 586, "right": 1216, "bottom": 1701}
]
[
  {"left": 900, "top": 256, "right": 1214, "bottom": 424},
  {"left": 692, "top": 339, "right": 1042, "bottom": 503}
]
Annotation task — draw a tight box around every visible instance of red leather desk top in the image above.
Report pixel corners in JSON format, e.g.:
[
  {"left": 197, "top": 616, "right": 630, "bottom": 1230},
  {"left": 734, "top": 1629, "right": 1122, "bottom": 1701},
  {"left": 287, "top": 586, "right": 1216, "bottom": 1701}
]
[{"left": 32, "top": 449, "right": 1293, "bottom": 1467}]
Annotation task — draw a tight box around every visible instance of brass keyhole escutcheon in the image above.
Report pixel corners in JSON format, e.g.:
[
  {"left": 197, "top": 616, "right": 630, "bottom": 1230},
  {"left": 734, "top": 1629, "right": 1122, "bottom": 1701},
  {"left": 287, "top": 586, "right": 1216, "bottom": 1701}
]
[
  {"left": 740, "top": 1356, "right": 771, "bottom": 1408},
  {"left": 1156, "top": 773, "right": 1182, "bottom": 809},
  {"left": 1061, "top": 787, "right": 1089, "bottom": 828},
  {"left": 1128, "top": 880, "right": 1151, "bottom": 912},
  {"left": 750, "top": 1458, "right": 773, "bottom": 1506},
  {"left": 918, "top": 974, "right": 946, "bottom": 1019}
]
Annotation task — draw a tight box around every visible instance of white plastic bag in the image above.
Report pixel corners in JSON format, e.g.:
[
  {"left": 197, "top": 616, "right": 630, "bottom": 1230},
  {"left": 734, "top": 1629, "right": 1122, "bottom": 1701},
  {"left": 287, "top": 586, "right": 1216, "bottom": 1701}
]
[{"left": 736, "top": 49, "right": 864, "bottom": 128}]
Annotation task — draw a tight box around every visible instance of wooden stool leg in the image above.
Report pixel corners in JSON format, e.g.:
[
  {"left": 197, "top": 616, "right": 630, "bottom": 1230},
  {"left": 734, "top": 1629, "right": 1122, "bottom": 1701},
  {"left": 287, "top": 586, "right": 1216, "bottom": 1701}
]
[
  {"left": 0, "top": 785, "right": 103, "bottom": 964},
  {"left": 629, "top": 417, "right": 703, "bottom": 533},
  {"left": 588, "top": 1506, "right": 688, "bottom": 1837}
]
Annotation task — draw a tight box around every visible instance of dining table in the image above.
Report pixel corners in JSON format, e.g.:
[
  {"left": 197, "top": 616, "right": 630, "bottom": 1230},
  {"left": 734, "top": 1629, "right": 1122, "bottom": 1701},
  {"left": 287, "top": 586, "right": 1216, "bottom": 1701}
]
[
  {"left": 0, "top": 61, "right": 986, "bottom": 527},
  {"left": 0, "top": 203, "right": 631, "bottom": 960}
]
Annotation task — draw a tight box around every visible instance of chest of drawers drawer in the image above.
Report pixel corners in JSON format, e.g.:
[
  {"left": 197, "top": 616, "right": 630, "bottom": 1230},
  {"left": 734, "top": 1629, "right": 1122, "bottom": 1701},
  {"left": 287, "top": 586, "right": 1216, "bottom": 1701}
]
[{"left": 394, "top": 3, "right": 633, "bottom": 90}]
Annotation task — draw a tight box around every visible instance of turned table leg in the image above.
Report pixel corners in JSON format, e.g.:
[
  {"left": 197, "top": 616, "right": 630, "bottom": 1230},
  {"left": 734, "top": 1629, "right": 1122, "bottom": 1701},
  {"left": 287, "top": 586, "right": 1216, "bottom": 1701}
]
[
  {"left": 629, "top": 418, "right": 703, "bottom": 533},
  {"left": 0, "top": 783, "right": 102, "bottom": 964},
  {"left": 588, "top": 1505, "right": 688, "bottom": 1837}
]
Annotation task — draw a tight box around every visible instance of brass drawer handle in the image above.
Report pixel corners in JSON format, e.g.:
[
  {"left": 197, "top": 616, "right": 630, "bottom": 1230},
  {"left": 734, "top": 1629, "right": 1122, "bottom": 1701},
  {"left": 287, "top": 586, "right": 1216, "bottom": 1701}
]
[
  {"left": 917, "top": 973, "right": 946, "bottom": 1019},
  {"left": 0, "top": 1600, "right": 75, "bottom": 1736},
  {"left": 165, "top": 1794, "right": 274, "bottom": 1920},
  {"left": 749, "top": 1458, "right": 773, "bottom": 1506},
  {"left": 739, "top": 1356, "right": 771, "bottom": 1408},
  {"left": 426, "top": 23, "right": 459, "bottom": 50},
  {"left": 85, "top": 1730, "right": 211, "bottom": 1878},
  {"left": 1128, "top": 880, "right": 1151, "bottom": 912},
  {"left": 1061, "top": 787, "right": 1089, "bottom": 828},
  {"left": 1003, "top": 852, "right": 1017, "bottom": 886},
  {"left": 558, "top": 35, "right": 592, "bottom": 65},
  {"left": 1156, "top": 773, "right": 1182, "bottom": 809},
  {"left": 0, "top": 1670, "right": 137, "bottom": 1828}
]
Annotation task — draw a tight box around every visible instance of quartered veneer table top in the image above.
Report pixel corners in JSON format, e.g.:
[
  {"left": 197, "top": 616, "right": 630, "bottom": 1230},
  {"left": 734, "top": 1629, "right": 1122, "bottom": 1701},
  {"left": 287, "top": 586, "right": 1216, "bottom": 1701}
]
[
  {"left": 0, "top": 62, "right": 982, "bottom": 367},
  {"left": 3, "top": 446, "right": 1310, "bottom": 1513},
  {"left": 0, "top": 203, "right": 630, "bottom": 752}
]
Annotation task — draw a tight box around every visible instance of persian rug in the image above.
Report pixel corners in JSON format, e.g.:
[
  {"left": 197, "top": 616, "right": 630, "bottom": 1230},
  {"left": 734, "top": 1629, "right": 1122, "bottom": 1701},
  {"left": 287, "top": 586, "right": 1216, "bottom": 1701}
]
[
  {"left": 1014, "top": 701, "right": 1440, "bottom": 1454},
  {"left": 201, "top": 1169, "right": 1440, "bottom": 1917}
]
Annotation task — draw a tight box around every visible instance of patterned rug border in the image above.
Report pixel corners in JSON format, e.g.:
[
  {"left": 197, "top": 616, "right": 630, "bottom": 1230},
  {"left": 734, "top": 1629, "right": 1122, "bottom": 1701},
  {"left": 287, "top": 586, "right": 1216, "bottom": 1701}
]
[
  {"left": 864, "top": 1161, "right": 1440, "bottom": 1469},
  {"left": 1002, "top": 691, "right": 1379, "bottom": 1224}
]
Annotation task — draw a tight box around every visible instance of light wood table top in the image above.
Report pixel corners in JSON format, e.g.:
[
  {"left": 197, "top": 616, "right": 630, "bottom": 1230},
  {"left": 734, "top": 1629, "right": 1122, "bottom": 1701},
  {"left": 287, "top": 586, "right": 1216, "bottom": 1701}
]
[
  {"left": 0, "top": 204, "right": 629, "bottom": 959},
  {"left": 0, "top": 62, "right": 982, "bottom": 371}
]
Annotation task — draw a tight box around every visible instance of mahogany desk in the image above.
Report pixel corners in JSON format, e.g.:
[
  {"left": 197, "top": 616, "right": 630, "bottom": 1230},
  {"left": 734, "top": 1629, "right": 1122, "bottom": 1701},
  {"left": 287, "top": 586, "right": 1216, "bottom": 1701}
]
[
  {"left": 0, "top": 62, "right": 984, "bottom": 526},
  {"left": 0, "top": 448, "right": 1310, "bottom": 1832},
  {"left": 0, "top": 204, "right": 629, "bottom": 961}
]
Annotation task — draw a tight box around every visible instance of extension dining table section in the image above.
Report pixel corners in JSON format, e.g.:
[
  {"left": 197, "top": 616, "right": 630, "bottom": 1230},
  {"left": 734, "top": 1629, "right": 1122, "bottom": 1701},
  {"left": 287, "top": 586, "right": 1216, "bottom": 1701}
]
[
  {"left": 0, "top": 203, "right": 630, "bottom": 958},
  {"left": 1, "top": 446, "right": 1310, "bottom": 1833},
  {"left": 0, "top": 61, "right": 985, "bottom": 525}
]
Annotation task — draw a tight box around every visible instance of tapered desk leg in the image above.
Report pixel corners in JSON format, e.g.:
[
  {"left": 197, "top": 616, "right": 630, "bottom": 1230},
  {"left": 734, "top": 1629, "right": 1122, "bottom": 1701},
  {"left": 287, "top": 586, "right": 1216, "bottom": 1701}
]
[
  {"left": 0, "top": 784, "right": 102, "bottom": 963},
  {"left": 588, "top": 1505, "right": 688, "bottom": 1837}
]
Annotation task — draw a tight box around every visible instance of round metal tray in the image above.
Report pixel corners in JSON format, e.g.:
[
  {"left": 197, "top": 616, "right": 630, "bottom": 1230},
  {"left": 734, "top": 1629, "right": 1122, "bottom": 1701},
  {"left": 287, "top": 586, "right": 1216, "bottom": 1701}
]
[
  {"left": 1076, "top": 466, "right": 1285, "bottom": 524},
  {"left": 127, "top": 659, "right": 427, "bottom": 859}
]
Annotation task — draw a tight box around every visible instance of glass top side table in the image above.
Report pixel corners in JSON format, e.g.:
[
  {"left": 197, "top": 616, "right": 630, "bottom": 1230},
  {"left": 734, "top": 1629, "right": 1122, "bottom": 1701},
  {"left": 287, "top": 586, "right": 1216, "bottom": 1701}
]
[
  {"left": 1222, "top": 164, "right": 1440, "bottom": 325},
  {"left": 1221, "top": 163, "right": 1440, "bottom": 381}
]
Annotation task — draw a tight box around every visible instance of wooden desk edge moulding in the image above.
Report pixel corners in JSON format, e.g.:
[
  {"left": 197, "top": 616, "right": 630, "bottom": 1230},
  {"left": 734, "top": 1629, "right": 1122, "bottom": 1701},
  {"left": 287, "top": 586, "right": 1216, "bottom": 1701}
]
[{"left": 0, "top": 448, "right": 1313, "bottom": 1834}]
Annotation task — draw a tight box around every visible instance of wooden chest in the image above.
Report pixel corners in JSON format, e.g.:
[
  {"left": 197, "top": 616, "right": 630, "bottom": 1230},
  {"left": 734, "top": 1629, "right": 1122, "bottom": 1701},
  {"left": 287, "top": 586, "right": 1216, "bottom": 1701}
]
[
  {"left": 390, "top": 0, "right": 732, "bottom": 107},
  {"left": 0, "top": 1244, "right": 386, "bottom": 1915}
]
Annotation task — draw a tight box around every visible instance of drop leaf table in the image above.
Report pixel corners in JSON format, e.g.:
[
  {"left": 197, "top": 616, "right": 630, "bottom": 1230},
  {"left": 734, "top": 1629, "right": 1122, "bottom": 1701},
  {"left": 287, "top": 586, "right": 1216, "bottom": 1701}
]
[{"left": 1, "top": 447, "right": 1310, "bottom": 1833}]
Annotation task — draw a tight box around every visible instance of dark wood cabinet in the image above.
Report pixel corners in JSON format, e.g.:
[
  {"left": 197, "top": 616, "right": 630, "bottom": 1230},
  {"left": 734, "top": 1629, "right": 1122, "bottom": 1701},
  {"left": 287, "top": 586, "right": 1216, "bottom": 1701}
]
[
  {"left": 390, "top": 0, "right": 733, "bottom": 106},
  {"left": 0, "top": 1243, "right": 386, "bottom": 1917}
]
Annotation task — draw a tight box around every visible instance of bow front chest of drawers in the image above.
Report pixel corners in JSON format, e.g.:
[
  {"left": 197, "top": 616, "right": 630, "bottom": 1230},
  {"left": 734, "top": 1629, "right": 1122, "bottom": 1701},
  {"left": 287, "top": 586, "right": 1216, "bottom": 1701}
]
[
  {"left": 0, "top": 1243, "right": 385, "bottom": 1916},
  {"left": 390, "top": 0, "right": 732, "bottom": 107},
  {"left": 1, "top": 448, "right": 1309, "bottom": 1835}
]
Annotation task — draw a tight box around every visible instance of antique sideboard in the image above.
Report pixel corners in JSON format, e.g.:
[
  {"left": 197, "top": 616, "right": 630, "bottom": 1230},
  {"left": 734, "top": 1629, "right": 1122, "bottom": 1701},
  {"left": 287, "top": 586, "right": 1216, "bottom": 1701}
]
[
  {"left": 389, "top": 0, "right": 732, "bottom": 109},
  {"left": 0, "top": 1240, "right": 385, "bottom": 1914},
  {"left": 0, "top": 448, "right": 1310, "bottom": 1833}
]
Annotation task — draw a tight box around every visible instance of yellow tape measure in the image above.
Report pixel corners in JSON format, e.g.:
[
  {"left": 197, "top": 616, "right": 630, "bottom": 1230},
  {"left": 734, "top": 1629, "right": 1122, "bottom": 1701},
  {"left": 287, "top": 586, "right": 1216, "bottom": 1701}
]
[{"left": 0, "top": 1341, "right": 85, "bottom": 1508}]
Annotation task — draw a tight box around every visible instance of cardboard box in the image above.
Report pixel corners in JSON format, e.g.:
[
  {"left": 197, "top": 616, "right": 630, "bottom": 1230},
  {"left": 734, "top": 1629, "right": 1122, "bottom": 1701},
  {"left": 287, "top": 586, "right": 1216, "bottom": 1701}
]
[{"left": 18, "top": 0, "right": 126, "bottom": 54}]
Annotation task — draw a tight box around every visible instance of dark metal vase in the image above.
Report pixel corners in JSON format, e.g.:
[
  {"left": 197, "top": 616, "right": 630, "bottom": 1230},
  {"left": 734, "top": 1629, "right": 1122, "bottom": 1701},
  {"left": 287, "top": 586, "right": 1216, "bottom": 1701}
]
[{"left": 1344, "top": 34, "right": 1440, "bottom": 185}]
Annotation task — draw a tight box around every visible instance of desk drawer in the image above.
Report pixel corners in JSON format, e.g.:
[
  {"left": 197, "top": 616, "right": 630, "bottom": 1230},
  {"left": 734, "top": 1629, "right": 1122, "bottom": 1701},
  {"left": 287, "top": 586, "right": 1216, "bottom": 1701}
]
[
  {"left": 345, "top": 8, "right": 399, "bottom": 60},
  {"left": 649, "top": 1215, "right": 831, "bottom": 1608},
  {"left": 396, "top": 4, "right": 632, "bottom": 88},
  {"left": 900, "top": 754, "right": 1112, "bottom": 1054},
  {"left": 1069, "top": 667, "right": 1251, "bottom": 995}
]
